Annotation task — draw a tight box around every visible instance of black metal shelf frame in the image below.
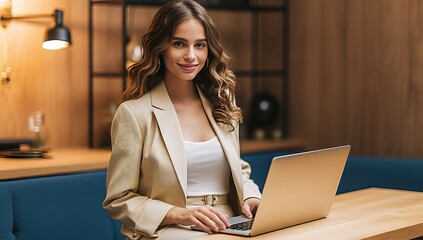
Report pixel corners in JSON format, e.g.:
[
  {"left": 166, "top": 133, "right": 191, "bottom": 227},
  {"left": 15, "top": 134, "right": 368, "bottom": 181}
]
[
  {"left": 91, "top": 0, "right": 285, "bottom": 10},
  {"left": 88, "top": 0, "right": 289, "bottom": 147}
]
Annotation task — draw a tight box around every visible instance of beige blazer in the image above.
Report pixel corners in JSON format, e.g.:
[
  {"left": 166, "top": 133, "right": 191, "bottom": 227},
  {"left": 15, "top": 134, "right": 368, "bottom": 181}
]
[{"left": 103, "top": 81, "right": 261, "bottom": 239}]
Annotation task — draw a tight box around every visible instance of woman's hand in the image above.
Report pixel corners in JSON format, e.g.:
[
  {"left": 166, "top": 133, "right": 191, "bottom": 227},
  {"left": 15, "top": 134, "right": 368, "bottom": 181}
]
[
  {"left": 162, "top": 206, "right": 230, "bottom": 234},
  {"left": 242, "top": 198, "right": 261, "bottom": 219}
]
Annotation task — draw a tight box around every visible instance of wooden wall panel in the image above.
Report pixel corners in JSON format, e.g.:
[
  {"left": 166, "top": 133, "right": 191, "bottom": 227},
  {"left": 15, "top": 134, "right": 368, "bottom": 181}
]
[
  {"left": 0, "top": 0, "right": 87, "bottom": 148},
  {"left": 320, "top": 0, "right": 348, "bottom": 147},
  {"left": 290, "top": 0, "right": 423, "bottom": 158},
  {"left": 68, "top": 0, "right": 89, "bottom": 147},
  {"left": 290, "top": 0, "right": 323, "bottom": 149},
  {"left": 92, "top": 5, "right": 122, "bottom": 73},
  {"left": 362, "top": 0, "right": 409, "bottom": 156},
  {"left": 408, "top": 0, "right": 423, "bottom": 157},
  {"left": 345, "top": 0, "right": 365, "bottom": 154}
]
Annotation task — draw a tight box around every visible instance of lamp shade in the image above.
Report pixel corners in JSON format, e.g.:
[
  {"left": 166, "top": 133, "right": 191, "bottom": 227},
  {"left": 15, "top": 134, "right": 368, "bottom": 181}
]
[
  {"left": 42, "top": 26, "right": 71, "bottom": 50},
  {"left": 42, "top": 10, "right": 71, "bottom": 50}
]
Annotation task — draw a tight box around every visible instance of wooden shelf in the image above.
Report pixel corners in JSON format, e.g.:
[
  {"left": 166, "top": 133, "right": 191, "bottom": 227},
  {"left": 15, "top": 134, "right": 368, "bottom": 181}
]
[
  {"left": 0, "top": 148, "right": 111, "bottom": 180},
  {"left": 0, "top": 139, "right": 304, "bottom": 180},
  {"left": 240, "top": 138, "right": 304, "bottom": 154}
]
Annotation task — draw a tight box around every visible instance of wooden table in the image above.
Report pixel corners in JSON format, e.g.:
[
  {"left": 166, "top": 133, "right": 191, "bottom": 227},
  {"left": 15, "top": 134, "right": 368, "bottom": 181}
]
[
  {"left": 0, "top": 148, "right": 111, "bottom": 180},
  {"left": 200, "top": 188, "right": 423, "bottom": 240}
]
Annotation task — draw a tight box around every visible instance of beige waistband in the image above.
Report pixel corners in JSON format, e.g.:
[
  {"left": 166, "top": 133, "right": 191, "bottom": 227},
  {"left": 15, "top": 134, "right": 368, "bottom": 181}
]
[{"left": 187, "top": 194, "right": 228, "bottom": 206}]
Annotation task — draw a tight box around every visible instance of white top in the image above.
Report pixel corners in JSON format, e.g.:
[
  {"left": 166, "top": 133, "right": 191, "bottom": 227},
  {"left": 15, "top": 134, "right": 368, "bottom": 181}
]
[{"left": 184, "top": 136, "right": 230, "bottom": 196}]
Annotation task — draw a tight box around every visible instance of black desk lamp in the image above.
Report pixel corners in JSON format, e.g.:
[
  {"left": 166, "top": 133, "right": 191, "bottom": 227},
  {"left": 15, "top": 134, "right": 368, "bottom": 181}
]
[
  {"left": 0, "top": 7, "right": 71, "bottom": 85},
  {"left": 1, "top": 8, "right": 72, "bottom": 50}
]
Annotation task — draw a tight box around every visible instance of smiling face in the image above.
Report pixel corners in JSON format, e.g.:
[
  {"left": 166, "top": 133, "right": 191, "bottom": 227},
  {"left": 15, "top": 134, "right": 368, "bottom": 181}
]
[{"left": 162, "top": 18, "right": 208, "bottom": 83}]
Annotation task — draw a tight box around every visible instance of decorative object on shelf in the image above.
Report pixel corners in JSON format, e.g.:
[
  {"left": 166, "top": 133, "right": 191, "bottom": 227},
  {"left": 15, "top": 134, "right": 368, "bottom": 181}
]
[
  {"left": 252, "top": 128, "right": 266, "bottom": 140},
  {"left": 271, "top": 128, "right": 283, "bottom": 140},
  {"left": 0, "top": 113, "right": 50, "bottom": 159},
  {"left": 0, "top": 0, "right": 71, "bottom": 85},
  {"left": 126, "top": 7, "right": 142, "bottom": 68},
  {"left": 250, "top": 92, "right": 279, "bottom": 127},
  {"left": 250, "top": 92, "right": 280, "bottom": 140},
  {"left": 126, "top": 34, "right": 142, "bottom": 68},
  {"left": 0, "top": 138, "right": 32, "bottom": 151},
  {"left": 28, "top": 111, "right": 47, "bottom": 149},
  {"left": 0, "top": 148, "right": 49, "bottom": 158}
]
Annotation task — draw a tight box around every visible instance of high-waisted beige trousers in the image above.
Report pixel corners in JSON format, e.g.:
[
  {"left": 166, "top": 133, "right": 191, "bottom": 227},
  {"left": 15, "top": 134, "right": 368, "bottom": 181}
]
[{"left": 138, "top": 203, "right": 234, "bottom": 240}]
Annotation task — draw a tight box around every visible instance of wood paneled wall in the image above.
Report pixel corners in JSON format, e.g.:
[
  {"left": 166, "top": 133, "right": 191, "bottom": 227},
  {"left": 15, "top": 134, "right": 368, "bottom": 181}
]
[
  {"left": 0, "top": 0, "right": 87, "bottom": 148},
  {"left": 290, "top": 0, "right": 423, "bottom": 157},
  {"left": 2, "top": 0, "right": 423, "bottom": 158}
]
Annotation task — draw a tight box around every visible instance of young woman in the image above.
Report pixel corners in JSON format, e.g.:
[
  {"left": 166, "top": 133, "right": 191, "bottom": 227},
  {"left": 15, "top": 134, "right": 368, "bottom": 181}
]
[{"left": 103, "top": 1, "right": 261, "bottom": 239}]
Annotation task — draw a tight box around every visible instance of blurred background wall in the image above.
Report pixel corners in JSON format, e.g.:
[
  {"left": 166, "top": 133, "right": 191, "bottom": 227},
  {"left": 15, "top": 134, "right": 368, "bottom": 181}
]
[
  {"left": 0, "top": 0, "right": 88, "bottom": 147},
  {"left": 1, "top": 0, "right": 422, "bottom": 158},
  {"left": 290, "top": 0, "right": 423, "bottom": 157}
]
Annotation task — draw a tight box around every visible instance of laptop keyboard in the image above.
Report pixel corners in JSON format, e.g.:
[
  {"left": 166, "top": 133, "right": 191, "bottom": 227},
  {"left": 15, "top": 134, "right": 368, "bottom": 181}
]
[{"left": 229, "top": 219, "right": 254, "bottom": 231}]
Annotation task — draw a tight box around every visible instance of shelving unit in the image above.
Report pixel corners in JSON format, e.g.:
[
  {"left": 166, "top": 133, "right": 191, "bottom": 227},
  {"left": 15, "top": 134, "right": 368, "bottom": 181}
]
[{"left": 88, "top": 0, "right": 292, "bottom": 149}]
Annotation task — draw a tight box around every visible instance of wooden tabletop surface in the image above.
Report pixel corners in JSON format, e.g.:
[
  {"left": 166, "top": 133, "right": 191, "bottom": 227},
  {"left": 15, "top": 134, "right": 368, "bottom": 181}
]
[
  {"left": 0, "top": 148, "right": 111, "bottom": 180},
  {"left": 200, "top": 188, "right": 423, "bottom": 240}
]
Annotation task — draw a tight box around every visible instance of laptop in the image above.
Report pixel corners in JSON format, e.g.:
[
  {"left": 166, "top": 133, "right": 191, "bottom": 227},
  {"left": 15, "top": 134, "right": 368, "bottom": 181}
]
[{"left": 219, "top": 145, "right": 351, "bottom": 236}]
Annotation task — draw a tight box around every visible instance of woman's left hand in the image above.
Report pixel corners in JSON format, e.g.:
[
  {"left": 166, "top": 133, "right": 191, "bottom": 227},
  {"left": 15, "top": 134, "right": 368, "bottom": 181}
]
[{"left": 242, "top": 198, "right": 260, "bottom": 219}]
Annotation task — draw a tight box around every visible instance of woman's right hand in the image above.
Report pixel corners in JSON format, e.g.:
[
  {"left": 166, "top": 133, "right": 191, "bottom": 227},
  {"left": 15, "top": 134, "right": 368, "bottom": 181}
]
[{"left": 162, "top": 206, "right": 230, "bottom": 234}]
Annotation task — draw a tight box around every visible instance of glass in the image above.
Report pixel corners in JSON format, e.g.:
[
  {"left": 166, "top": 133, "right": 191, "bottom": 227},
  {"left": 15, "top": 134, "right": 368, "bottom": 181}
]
[{"left": 28, "top": 111, "right": 47, "bottom": 149}]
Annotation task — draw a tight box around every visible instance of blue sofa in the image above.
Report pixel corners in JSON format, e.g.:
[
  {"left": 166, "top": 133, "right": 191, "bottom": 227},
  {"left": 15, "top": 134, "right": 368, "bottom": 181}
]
[
  {"left": 1, "top": 151, "right": 422, "bottom": 240},
  {"left": 242, "top": 151, "right": 423, "bottom": 194},
  {"left": 0, "top": 171, "right": 125, "bottom": 240}
]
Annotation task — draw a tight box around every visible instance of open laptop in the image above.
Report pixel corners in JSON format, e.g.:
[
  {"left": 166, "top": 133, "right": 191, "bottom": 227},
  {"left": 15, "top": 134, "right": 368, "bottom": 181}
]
[{"left": 219, "top": 145, "right": 351, "bottom": 236}]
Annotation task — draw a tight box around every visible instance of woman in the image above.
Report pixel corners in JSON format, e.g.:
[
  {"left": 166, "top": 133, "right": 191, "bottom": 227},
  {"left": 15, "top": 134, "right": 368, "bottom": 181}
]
[{"left": 103, "top": 1, "right": 261, "bottom": 239}]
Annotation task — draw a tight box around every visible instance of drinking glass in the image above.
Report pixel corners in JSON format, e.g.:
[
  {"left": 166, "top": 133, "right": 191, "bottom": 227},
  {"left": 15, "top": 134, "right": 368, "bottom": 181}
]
[{"left": 28, "top": 111, "right": 46, "bottom": 149}]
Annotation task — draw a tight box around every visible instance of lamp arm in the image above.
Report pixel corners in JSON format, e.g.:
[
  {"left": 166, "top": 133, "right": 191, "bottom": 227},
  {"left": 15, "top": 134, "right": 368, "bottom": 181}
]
[
  {"left": 0, "top": 10, "right": 59, "bottom": 29},
  {"left": 0, "top": 13, "right": 54, "bottom": 21}
]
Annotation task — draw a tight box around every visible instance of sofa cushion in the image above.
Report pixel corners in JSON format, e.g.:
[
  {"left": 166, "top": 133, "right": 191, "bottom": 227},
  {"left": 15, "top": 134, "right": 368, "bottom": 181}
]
[
  {"left": 243, "top": 151, "right": 423, "bottom": 195},
  {"left": 337, "top": 156, "right": 423, "bottom": 194},
  {"left": 0, "top": 171, "right": 124, "bottom": 240}
]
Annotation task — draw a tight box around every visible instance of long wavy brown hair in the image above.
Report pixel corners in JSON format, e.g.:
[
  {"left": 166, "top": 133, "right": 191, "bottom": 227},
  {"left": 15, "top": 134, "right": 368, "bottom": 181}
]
[{"left": 123, "top": 0, "right": 242, "bottom": 131}]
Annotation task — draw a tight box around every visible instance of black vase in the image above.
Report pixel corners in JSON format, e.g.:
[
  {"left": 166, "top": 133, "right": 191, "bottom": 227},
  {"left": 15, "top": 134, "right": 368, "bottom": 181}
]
[{"left": 250, "top": 93, "right": 279, "bottom": 129}]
